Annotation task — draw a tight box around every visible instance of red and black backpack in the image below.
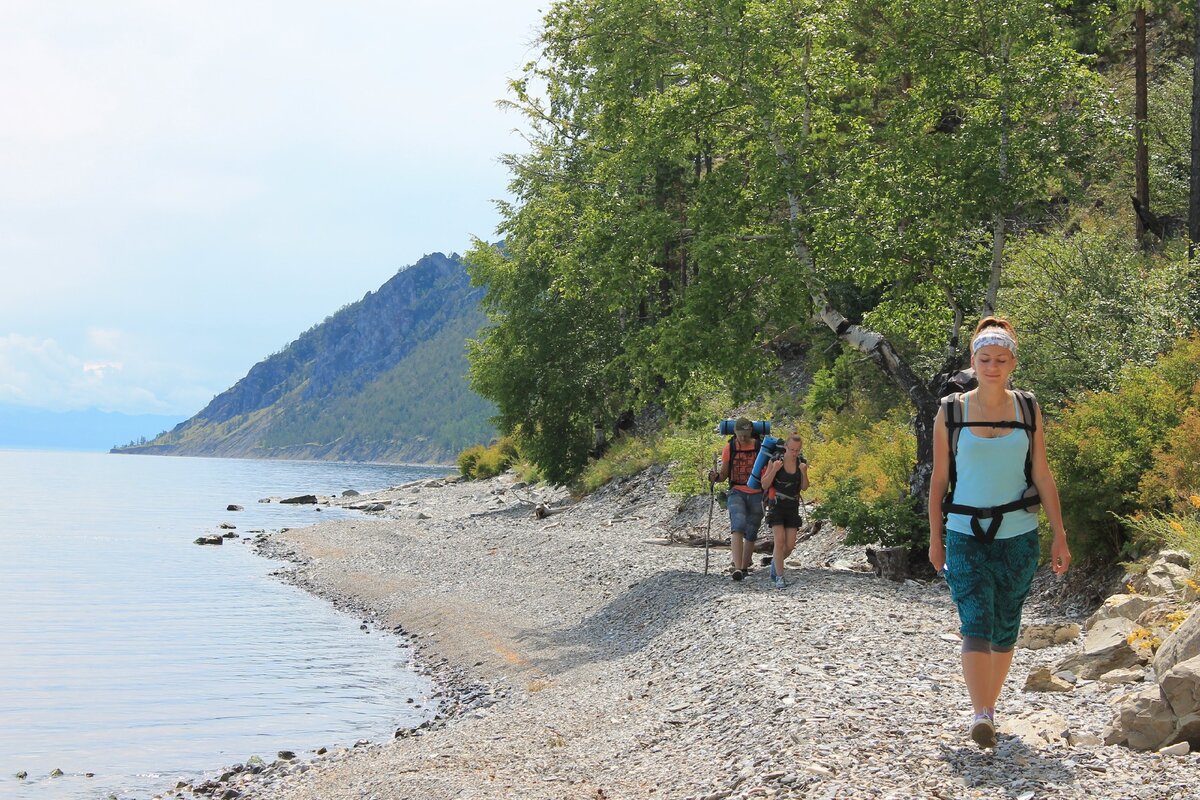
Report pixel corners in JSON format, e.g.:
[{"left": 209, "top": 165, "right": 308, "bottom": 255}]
[{"left": 726, "top": 435, "right": 760, "bottom": 488}]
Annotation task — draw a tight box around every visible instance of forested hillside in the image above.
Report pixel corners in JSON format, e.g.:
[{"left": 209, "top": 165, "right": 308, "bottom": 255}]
[{"left": 115, "top": 252, "right": 494, "bottom": 464}]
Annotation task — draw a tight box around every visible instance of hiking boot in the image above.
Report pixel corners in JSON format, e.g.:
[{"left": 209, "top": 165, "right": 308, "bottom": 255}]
[
  {"left": 970, "top": 711, "right": 996, "bottom": 749},
  {"left": 774, "top": 575, "right": 786, "bottom": 590},
  {"left": 731, "top": 569, "right": 745, "bottom": 582},
  {"left": 769, "top": 561, "right": 777, "bottom": 581}
]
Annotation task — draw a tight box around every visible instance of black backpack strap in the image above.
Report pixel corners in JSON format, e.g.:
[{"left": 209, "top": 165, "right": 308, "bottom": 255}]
[
  {"left": 1015, "top": 390, "right": 1038, "bottom": 487},
  {"left": 726, "top": 436, "right": 737, "bottom": 486},
  {"left": 1015, "top": 391, "right": 1041, "bottom": 512},
  {"left": 941, "top": 392, "right": 964, "bottom": 494}
]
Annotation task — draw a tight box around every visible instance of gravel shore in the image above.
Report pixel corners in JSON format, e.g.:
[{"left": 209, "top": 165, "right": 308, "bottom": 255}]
[{"left": 196, "top": 468, "right": 1197, "bottom": 800}]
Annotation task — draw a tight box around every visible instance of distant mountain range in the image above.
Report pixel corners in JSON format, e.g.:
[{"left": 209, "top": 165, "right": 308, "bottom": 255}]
[
  {"left": 113, "top": 252, "right": 495, "bottom": 464},
  {"left": 0, "top": 407, "right": 185, "bottom": 452}
]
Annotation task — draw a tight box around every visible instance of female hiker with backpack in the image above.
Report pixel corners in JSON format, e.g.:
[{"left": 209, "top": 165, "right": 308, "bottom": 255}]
[
  {"left": 760, "top": 433, "right": 809, "bottom": 590},
  {"left": 927, "top": 316, "right": 1071, "bottom": 750}
]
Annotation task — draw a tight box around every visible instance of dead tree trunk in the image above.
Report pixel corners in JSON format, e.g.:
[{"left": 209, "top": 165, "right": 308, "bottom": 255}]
[
  {"left": 1190, "top": 0, "right": 1200, "bottom": 260},
  {"left": 1135, "top": 2, "right": 1151, "bottom": 246}
]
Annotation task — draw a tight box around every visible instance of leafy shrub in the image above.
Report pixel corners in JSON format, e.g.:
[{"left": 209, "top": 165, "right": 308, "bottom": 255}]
[
  {"left": 1047, "top": 336, "right": 1200, "bottom": 559},
  {"left": 1049, "top": 373, "right": 1181, "bottom": 557},
  {"left": 803, "top": 349, "right": 906, "bottom": 421},
  {"left": 456, "top": 436, "right": 521, "bottom": 480},
  {"left": 820, "top": 477, "right": 928, "bottom": 550},
  {"left": 805, "top": 410, "right": 916, "bottom": 504},
  {"left": 1000, "top": 224, "right": 1197, "bottom": 409},
  {"left": 665, "top": 426, "right": 724, "bottom": 497},
  {"left": 1140, "top": 410, "right": 1200, "bottom": 514}
]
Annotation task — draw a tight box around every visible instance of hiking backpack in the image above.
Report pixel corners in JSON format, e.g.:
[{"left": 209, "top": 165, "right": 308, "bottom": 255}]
[
  {"left": 941, "top": 390, "right": 1042, "bottom": 543},
  {"left": 726, "top": 435, "right": 760, "bottom": 488}
]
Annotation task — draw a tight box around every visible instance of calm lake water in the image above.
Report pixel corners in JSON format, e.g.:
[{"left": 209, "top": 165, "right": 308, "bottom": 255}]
[{"left": 0, "top": 450, "right": 449, "bottom": 800}]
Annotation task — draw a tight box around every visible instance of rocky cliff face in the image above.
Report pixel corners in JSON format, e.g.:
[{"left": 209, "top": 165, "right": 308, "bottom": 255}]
[{"left": 116, "top": 252, "right": 494, "bottom": 464}]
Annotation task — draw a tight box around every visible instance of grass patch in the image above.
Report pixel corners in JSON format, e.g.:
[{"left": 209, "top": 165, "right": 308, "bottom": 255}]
[{"left": 577, "top": 435, "right": 660, "bottom": 494}]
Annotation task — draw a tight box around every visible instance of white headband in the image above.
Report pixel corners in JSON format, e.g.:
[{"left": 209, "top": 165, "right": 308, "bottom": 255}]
[{"left": 972, "top": 329, "right": 1017, "bottom": 355}]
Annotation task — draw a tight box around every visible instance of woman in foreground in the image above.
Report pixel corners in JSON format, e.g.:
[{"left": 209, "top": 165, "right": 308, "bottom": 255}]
[{"left": 928, "top": 316, "right": 1071, "bottom": 749}]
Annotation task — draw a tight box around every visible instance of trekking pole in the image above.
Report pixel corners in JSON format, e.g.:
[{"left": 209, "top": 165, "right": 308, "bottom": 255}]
[{"left": 704, "top": 454, "right": 717, "bottom": 575}]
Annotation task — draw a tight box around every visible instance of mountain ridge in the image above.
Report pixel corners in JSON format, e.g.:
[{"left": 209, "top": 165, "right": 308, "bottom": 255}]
[{"left": 114, "top": 252, "right": 494, "bottom": 464}]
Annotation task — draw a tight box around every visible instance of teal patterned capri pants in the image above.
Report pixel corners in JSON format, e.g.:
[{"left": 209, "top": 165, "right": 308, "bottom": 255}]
[{"left": 944, "top": 529, "right": 1040, "bottom": 649}]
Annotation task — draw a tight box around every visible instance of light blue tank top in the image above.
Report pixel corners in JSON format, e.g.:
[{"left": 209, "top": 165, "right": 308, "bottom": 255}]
[{"left": 945, "top": 393, "right": 1040, "bottom": 540}]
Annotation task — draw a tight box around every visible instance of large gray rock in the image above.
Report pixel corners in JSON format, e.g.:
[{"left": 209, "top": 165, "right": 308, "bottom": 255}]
[
  {"left": 1103, "top": 622, "right": 1200, "bottom": 751},
  {"left": 1085, "top": 594, "right": 1165, "bottom": 629},
  {"left": 1104, "top": 685, "right": 1176, "bottom": 750},
  {"left": 1160, "top": 654, "right": 1200, "bottom": 720},
  {"left": 1056, "top": 617, "right": 1145, "bottom": 679},
  {"left": 1154, "top": 607, "right": 1200, "bottom": 683},
  {"left": 1157, "top": 550, "right": 1192, "bottom": 569},
  {"left": 1129, "top": 562, "right": 1192, "bottom": 597},
  {"left": 1017, "top": 622, "right": 1081, "bottom": 650},
  {"left": 1023, "top": 666, "right": 1073, "bottom": 693}
]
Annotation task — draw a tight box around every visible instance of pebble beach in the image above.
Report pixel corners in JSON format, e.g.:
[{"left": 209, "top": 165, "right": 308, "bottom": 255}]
[{"left": 186, "top": 468, "right": 1198, "bottom": 800}]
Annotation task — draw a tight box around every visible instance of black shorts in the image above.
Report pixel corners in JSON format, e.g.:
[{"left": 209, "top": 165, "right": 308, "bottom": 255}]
[{"left": 766, "top": 500, "right": 802, "bottom": 529}]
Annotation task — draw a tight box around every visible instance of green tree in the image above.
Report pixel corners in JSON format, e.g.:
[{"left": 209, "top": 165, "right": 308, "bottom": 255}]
[
  {"left": 1000, "top": 221, "right": 1197, "bottom": 407},
  {"left": 470, "top": 0, "right": 1114, "bottom": 495}
]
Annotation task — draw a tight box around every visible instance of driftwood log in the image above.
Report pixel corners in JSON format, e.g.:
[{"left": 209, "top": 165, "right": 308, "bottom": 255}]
[{"left": 674, "top": 517, "right": 824, "bottom": 548}]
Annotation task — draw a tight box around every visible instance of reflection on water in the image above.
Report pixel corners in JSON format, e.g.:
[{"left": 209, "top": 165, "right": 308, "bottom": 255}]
[{"left": 0, "top": 450, "right": 447, "bottom": 800}]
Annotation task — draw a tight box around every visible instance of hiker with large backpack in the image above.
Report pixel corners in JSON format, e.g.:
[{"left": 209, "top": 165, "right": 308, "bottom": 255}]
[
  {"left": 927, "top": 316, "right": 1071, "bottom": 750},
  {"left": 708, "top": 417, "right": 764, "bottom": 581}
]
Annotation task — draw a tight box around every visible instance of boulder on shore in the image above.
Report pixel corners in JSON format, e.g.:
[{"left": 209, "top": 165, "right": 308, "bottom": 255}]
[
  {"left": 280, "top": 494, "right": 318, "bottom": 505},
  {"left": 1055, "top": 617, "right": 1145, "bottom": 680},
  {"left": 1100, "top": 569, "right": 1199, "bottom": 751}
]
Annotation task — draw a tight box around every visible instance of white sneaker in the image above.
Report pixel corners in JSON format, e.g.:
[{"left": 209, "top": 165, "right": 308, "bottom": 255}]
[{"left": 970, "top": 711, "right": 996, "bottom": 749}]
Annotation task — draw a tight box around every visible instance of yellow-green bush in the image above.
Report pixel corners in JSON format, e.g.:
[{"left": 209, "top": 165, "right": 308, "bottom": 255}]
[
  {"left": 457, "top": 444, "right": 485, "bottom": 478},
  {"left": 805, "top": 410, "right": 915, "bottom": 504},
  {"left": 1140, "top": 410, "right": 1200, "bottom": 514},
  {"left": 664, "top": 426, "right": 722, "bottom": 497},
  {"left": 578, "top": 435, "right": 659, "bottom": 493},
  {"left": 456, "top": 435, "right": 521, "bottom": 480},
  {"left": 1048, "top": 334, "right": 1200, "bottom": 559}
]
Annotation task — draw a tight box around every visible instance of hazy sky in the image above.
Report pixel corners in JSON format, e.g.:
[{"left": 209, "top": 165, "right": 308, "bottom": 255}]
[{"left": 1, "top": 0, "right": 546, "bottom": 416}]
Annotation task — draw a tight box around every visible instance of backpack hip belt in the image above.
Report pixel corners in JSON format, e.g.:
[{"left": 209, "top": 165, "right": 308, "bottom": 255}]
[{"left": 943, "top": 493, "right": 1040, "bottom": 544}]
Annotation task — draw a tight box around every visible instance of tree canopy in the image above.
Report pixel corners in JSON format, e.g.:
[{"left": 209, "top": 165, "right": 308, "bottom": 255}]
[{"left": 468, "top": 0, "right": 1116, "bottom": 485}]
